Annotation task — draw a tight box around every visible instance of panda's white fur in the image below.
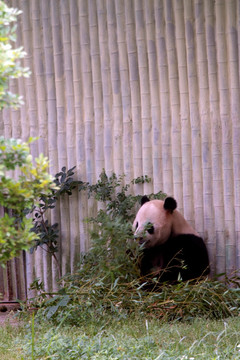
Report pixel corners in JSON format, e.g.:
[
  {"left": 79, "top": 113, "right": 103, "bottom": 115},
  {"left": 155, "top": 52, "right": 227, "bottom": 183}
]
[{"left": 133, "top": 198, "right": 198, "bottom": 248}]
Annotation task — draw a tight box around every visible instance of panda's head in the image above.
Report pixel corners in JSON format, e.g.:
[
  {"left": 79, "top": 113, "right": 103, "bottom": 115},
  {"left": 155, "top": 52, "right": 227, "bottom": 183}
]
[{"left": 133, "top": 196, "right": 177, "bottom": 248}]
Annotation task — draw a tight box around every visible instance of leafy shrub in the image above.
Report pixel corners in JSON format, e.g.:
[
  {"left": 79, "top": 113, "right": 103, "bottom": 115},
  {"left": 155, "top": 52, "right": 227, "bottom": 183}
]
[
  {"left": 0, "top": 137, "right": 56, "bottom": 263},
  {"left": 0, "top": 0, "right": 30, "bottom": 108},
  {"left": 29, "top": 166, "right": 82, "bottom": 277}
]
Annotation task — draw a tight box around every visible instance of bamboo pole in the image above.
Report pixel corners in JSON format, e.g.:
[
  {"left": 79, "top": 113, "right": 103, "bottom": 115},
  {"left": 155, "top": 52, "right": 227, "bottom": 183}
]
[
  {"left": 164, "top": 0, "right": 183, "bottom": 207},
  {"left": 226, "top": 0, "right": 239, "bottom": 274},
  {"left": 144, "top": 1, "right": 162, "bottom": 194},
  {"left": 41, "top": 0, "right": 60, "bottom": 290},
  {"left": 154, "top": 0, "right": 172, "bottom": 196},
  {"left": 134, "top": 0, "right": 152, "bottom": 195},
  {"left": 216, "top": 0, "right": 235, "bottom": 276},
  {"left": 21, "top": 0, "right": 40, "bottom": 295},
  {"left": 106, "top": 0, "right": 123, "bottom": 176},
  {"left": 69, "top": 0, "right": 88, "bottom": 254},
  {"left": 79, "top": 0, "right": 95, "bottom": 185},
  {"left": 204, "top": 0, "right": 224, "bottom": 274},
  {"left": 124, "top": 0, "right": 143, "bottom": 194},
  {"left": 97, "top": 0, "right": 113, "bottom": 175},
  {"left": 51, "top": 0, "right": 71, "bottom": 279},
  {"left": 79, "top": 0, "right": 95, "bottom": 249},
  {"left": 88, "top": 0, "right": 104, "bottom": 178},
  {"left": 32, "top": 0, "right": 52, "bottom": 291},
  {"left": 60, "top": 0, "right": 80, "bottom": 273},
  {"left": 115, "top": 0, "right": 133, "bottom": 184},
  {"left": 173, "top": 0, "right": 194, "bottom": 225},
  {"left": 236, "top": 0, "right": 240, "bottom": 272},
  {"left": 10, "top": 1, "right": 21, "bottom": 140},
  {"left": 194, "top": 0, "right": 215, "bottom": 269},
  {"left": 14, "top": 0, "right": 29, "bottom": 142},
  {"left": 32, "top": 0, "right": 47, "bottom": 155},
  {"left": 184, "top": 0, "right": 204, "bottom": 234}
]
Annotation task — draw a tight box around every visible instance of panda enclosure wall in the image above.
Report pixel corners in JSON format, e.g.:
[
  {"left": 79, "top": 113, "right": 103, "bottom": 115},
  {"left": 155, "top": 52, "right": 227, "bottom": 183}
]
[{"left": 1, "top": 0, "right": 240, "bottom": 297}]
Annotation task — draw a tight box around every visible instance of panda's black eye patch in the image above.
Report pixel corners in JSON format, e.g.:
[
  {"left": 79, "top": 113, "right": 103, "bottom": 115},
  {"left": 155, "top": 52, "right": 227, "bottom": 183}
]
[
  {"left": 147, "top": 225, "right": 154, "bottom": 234},
  {"left": 136, "top": 222, "right": 138, "bottom": 230},
  {"left": 144, "top": 222, "right": 154, "bottom": 234}
]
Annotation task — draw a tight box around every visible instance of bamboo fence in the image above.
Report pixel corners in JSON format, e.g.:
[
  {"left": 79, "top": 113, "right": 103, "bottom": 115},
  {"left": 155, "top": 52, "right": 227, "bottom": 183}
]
[{"left": 1, "top": 0, "right": 240, "bottom": 298}]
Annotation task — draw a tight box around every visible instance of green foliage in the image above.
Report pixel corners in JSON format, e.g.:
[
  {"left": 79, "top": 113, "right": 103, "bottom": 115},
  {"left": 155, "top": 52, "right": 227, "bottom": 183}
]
[
  {"left": 15, "top": 315, "right": 240, "bottom": 360},
  {"left": 0, "top": 137, "right": 56, "bottom": 264},
  {"left": 0, "top": 0, "right": 30, "bottom": 109},
  {"left": 29, "top": 166, "right": 82, "bottom": 277}
]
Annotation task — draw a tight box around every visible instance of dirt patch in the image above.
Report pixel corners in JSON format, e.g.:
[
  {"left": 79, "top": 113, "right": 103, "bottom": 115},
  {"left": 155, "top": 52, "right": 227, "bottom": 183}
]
[
  {"left": 0, "top": 303, "right": 22, "bottom": 327},
  {"left": 0, "top": 312, "right": 21, "bottom": 326}
]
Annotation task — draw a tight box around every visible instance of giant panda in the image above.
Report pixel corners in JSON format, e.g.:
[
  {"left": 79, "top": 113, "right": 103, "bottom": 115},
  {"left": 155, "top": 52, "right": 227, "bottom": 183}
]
[{"left": 132, "top": 196, "right": 210, "bottom": 283}]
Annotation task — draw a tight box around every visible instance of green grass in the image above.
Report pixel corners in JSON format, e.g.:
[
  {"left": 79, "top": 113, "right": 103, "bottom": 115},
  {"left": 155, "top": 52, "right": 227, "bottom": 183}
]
[{"left": 1, "top": 315, "right": 240, "bottom": 359}]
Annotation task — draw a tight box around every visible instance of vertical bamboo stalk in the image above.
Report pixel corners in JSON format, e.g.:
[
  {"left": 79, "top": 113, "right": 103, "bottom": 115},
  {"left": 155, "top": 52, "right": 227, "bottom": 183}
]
[
  {"left": 79, "top": 0, "right": 95, "bottom": 185},
  {"left": 164, "top": 0, "right": 182, "bottom": 206},
  {"left": 226, "top": 0, "right": 239, "bottom": 274},
  {"left": 41, "top": 0, "right": 60, "bottom": 290},
  {"left": 69, "top": 0, "right": 88, "bottom": 254},
  {"left": 61, "top": 0, "right": 79, "bottom": 271},
  {"left": 154, "top": 0, "right": 172, "bottom": 196},
  {"left": 79, "top": 0, "right": 95, "bottom": 249},
  {"left": 204, "top": 0, "right": 224, "bottom": 274},
  {"left": 115, "top": 0, "right": 133, "bottom": 184},
  {"left": 61, "top": 0, "right": 80, "bottom": 273},
  {"left": 144, "top": 1, "right": 162, "bottom": 194},
  {"left": 51, "top": 0, "right": 71, "bottom": 278},
  {"left": 21, "top": 0, "right": 40, "bottom": 294},
  {"left": 97, "top": 0, "right": 113, "bottom": 175},
  {"left": 236, "top": 0, "right": 240, "bottom": 272},
  {"left": 125, "top": 0, "right": 143, "bottom": 193},
  {"left": 216, "top": 0, "right": 235, "bottom": 276},
  {"left": 32, "top": 0, "right": 47, "bottom": 155},
  {"left": 88, "top": 0, "right": 104, "bottom": 178},
  {"left": 184, "top": 0, "right": 204, "bottom": 234},
  {"left": 14, "top": 0, "right": 29, "bottom": 142},
  {"left": 173, "top": 0, "right": 194, "bottom": 225},
  {"left": 194, "top": 0, "right": 215, "bottom": 268},
  {"left": 106, "top": 0, "right": 123, "bottom": 176},
  {"left": 32, "top": 0, "right": 52, "bottom": 291},
  {"left": 10, "top": 0, "right": 21, "bottom": 140},
  {"left": 134, "top": 0, "right": 152, "bottom": 194}
]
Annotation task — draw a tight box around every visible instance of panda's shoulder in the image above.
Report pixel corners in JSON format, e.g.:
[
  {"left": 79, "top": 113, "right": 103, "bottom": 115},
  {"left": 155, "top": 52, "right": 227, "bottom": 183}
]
[{"left": 166, "top": 234, "right": 205, "bottom": 247}]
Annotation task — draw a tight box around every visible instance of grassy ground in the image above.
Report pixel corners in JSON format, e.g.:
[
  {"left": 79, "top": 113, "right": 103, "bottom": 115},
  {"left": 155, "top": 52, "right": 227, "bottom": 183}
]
[{"left": 0, "top": 315, "right": 240, "bottom": 359}]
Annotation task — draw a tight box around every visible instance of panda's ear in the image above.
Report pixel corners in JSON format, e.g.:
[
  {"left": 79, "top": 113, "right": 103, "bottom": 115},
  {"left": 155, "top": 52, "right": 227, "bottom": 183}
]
[
  {"left": 140, "top": 195, "right": 150, "bottom": 206},
  {"left": 163, "top": 197, "right": 177, "bottom": 213}
]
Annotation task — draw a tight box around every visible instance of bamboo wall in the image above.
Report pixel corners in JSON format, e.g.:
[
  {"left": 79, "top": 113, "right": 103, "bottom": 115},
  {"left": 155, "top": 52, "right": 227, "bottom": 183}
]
[{"left": 1, "top": 0, "right": 240, "bottom": 296}]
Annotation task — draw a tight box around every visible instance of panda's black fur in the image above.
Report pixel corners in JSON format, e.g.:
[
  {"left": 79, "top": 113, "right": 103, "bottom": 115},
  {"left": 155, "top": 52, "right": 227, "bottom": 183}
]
[{"left": 134, "top": 196, "right": 210, "bottom": 283}]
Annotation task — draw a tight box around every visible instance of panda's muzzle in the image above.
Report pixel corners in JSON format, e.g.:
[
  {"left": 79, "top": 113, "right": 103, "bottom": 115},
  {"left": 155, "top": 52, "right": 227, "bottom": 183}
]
[{"left": 134, "top": 236, "right": 147, "bottom": 246}]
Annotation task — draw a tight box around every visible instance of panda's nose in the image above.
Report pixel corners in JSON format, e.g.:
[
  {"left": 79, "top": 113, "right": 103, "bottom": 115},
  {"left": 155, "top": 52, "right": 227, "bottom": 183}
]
[{"left": 134, "top": 235, "right": 145, "bottom": 245}]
